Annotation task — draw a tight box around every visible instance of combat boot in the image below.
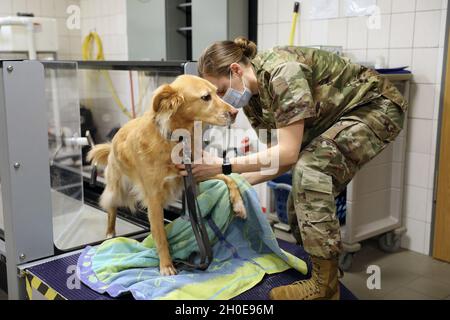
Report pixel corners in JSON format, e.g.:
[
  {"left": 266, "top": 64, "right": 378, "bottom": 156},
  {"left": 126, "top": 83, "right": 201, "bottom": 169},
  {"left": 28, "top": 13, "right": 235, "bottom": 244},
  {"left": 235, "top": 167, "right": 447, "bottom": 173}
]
[{"left": 269, "top": 256, "right": 341, "bottom": 300}]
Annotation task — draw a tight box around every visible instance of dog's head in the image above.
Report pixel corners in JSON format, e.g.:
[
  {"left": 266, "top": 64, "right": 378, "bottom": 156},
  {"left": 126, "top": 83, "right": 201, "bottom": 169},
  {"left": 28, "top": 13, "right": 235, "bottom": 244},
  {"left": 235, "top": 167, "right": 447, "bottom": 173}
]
[{"left": 151, "top": 75, "right": 238, "bottom": 138}]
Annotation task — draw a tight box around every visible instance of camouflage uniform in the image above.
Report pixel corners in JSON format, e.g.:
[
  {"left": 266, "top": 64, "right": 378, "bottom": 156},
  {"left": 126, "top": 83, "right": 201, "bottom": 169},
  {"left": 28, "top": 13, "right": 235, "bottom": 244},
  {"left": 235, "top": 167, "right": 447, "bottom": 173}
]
[{"left": 245, "top": 46, "right": 407, "bottom": 259}]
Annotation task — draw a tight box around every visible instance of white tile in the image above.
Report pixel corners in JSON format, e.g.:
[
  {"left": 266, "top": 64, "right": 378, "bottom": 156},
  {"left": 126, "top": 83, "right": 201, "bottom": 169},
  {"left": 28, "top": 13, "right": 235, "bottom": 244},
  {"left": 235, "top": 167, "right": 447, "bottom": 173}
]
[
  {"left": 389, "top": 13, "right": 415, "bottom": 48},
  {"left": 299, "top": 0, "right": 314, "bottom": 19},
  {"left": 93, "top": 0, "right": 102, "bottom": 17},
  {"left": 262, "top": 23, "right": 278, "bottom": 50},
  {"left": 310, "top": 19, "right": 329, "bottom": 45},
  {"left": 405, "top": 152, "right": 431, "bottom": 188},
  {"left": 401, "top": 218, "right": 426, "bottom": 253},
  {"left": 424, "top": 222, "right": 431, "bottom": 255},
  {"left": 404, "top": 185, "right": 428, "bottom": 221},
  {"left": 277, "top": 22, "right": 291, "bottom": 46},
  {"left": 434, "top": 86, "right": 442, "bottom": 120},
  {"left": 430, "top": 119, "right": 439, "bottom": 155},
  {"left": 278, "top": 0, "right": 296, "bottom": 23},
  {"left": 26, "top": 0, "right": 41, "bottom": 16},
  {"left": 408, "top": 84, "right": 436, "bottom": 119},
  {"left": 367, "top": 49, "right": 389, "bottom": 67},
  {"left": 343, "top": 49, "right": 368, "bottom": 62},
  {"left": 412, "top": 48, "right": 439, "bottom": 84},
  {"left": 368, "top": 14, "right": 391, "bottom": 48},
  {"left": 12, "top": 0, "right": 27, "bottom": 14},
  {"left": 103, "top": 0, "right": 114, "bottom": 16},
  {"left": 257, "top": 25, "right": 263, "bottom": 50},
  {"left": 427, "top": 155, "right": 436, "bottom": 190},
  {"left": 115, "top": 13, "right": 127, "bottom": 36},
  {"left": 58, "top": 35, "right": 70, "bottom": 54},
  {"left": 41, "top": 0, "right": 56, "bottom": 17},
  {"left": 0, "top": 0, "right": 12, "bottom": 14},
  {"left": 69, "top": 35, "right": 81, "bottom": 57},
  {"left": 435, "top": 47, "right": 445, "bottom": 84},
  {"left": 258, "top": 0, "right": 263, "bottom": 24},
  {"left": 439, "top": 10, "right": 447, "bottom": 48},
  {"left": 416, "top": 0, "right": 442, "bottom": 10},
  {"left": 327, "top": 18, "right": 348, "bottom": 48},
  {"left": 54, "top": 0, "right": 68, "bottom": 17},
  {"left": 425, "top": 189, "right": 434, "bottom": 223},
  {"left": 297, "top": 19, "right": 312, "bottom": 46},
  {"left": 262, "top": 0, "right": 278, "bottom": 24},
  {"left": 391, "top": 0, "right": 416, "bottom": 13},
  {"left": 406, "top": 118, "right": 433, "bottom": 154},
  {"left": 388, "top": 48, "right": 412, "bottom": 68},
  {"left": 414, "top": 11, "right": 442, "bottom": 48},
  {"left": 347, "top": 16, "right": 368, "bottom": 49},
  {"left": 377, "top": 0, "right": 392, "bottom": 13},
  {"left": 57, "top": 17, "right": 68, "bottom": 36}
]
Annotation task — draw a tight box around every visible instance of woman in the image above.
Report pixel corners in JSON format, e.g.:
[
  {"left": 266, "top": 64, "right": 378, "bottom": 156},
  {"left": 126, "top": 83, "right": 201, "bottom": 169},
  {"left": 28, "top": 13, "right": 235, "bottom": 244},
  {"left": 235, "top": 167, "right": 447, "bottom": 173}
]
[{"left": 179, "top": 37, "right": 407, "bottom": 300}]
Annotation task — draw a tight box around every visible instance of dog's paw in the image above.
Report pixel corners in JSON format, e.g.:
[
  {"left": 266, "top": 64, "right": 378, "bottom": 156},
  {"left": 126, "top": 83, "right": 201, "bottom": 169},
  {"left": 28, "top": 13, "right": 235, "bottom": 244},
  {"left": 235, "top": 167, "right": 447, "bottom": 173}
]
[
  {"left": 233, "top": 200, "right": 247, "bottom": 219},
  {"left": 105, "top": 232, "right": 116, "bottom": 239},
  {"left": 160, "top": 263, "right": 177, "bottom": 276}
]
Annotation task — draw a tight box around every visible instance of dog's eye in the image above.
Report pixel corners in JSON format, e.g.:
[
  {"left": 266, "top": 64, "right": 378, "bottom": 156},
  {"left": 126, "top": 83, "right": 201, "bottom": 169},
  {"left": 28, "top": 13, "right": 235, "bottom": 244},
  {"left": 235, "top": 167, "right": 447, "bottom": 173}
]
[{"left": 201, "top": 94, "right": 211, "bottom": 102}]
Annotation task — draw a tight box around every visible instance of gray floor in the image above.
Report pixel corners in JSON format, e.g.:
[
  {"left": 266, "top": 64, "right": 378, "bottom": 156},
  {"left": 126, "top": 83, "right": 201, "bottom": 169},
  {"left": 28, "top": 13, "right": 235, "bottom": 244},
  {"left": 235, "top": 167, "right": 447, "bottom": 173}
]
[
  {"left": 1, "top": 241, "right": 450, "bottom": 300},
  {"left": 340, "top": 240, "right": 450, "bottom": 300}
]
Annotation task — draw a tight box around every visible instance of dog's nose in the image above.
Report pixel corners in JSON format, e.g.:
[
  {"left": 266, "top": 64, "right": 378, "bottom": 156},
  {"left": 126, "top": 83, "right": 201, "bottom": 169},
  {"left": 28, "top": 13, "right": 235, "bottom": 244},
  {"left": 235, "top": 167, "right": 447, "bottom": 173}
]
[{"left": 229, "top": 108, "right": 238, "bottom": 121}]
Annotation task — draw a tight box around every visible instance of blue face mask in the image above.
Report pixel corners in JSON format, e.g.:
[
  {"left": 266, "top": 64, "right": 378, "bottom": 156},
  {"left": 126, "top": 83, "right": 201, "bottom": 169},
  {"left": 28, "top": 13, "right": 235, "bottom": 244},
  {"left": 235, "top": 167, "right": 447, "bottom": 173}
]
[{"left": 222, "top": 72, "right": 253, "bottom": 109}]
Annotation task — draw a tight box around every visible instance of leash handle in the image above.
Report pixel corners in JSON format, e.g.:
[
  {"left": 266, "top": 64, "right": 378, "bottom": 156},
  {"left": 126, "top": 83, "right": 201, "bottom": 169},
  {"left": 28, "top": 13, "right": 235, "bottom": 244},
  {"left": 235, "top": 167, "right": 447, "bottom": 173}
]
[{"left": 175, "top": 139, "right": 213, "bottom": 271}]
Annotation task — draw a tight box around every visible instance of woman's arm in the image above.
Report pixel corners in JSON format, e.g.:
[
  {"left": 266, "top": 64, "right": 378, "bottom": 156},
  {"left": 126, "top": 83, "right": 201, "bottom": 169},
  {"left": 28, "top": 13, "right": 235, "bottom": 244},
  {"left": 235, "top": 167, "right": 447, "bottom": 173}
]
[
  {"left": 230, "top": 120, "right": 304, "bottom": 174},
  {"left": 179, "top": 120, "right": 305, "bottom": 180},
  {"left": 241, "top": 164, "right": 292, "bottom": 185}
]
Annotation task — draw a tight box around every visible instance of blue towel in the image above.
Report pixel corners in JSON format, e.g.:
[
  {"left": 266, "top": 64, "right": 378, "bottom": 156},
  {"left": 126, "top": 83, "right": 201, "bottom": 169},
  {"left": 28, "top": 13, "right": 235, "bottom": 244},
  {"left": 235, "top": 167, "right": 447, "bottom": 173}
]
[{"left": 77, "top": 174, "right": 308, "bottom": 300}]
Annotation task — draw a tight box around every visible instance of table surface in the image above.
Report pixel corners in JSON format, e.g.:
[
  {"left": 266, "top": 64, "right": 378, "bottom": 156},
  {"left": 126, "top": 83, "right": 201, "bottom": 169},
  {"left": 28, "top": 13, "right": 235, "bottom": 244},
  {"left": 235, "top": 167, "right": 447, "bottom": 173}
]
[{"left": 26, "top": 239, "right": 357, "bottom": 300}]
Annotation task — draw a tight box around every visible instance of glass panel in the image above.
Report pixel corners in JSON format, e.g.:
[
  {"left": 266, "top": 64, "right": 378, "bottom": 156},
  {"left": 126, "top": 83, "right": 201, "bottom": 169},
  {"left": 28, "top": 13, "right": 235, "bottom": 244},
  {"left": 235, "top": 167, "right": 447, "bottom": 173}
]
[{"left": 45, "top": 62, "right": 145, "bottom": 250}]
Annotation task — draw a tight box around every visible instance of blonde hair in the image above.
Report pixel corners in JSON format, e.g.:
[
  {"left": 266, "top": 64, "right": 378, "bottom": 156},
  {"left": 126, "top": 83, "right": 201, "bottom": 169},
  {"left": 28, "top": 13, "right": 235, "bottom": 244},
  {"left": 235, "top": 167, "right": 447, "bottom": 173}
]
[{"left": 198, "top": 37, "right": 257, "bottom": 77}]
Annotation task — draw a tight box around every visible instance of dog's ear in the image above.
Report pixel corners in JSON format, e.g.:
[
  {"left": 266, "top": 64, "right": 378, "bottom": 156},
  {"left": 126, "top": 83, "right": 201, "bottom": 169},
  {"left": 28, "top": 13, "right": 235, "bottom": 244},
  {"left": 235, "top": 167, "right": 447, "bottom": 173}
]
[{"left": 152, "top": 84, "right": 184, "bottom": 115}]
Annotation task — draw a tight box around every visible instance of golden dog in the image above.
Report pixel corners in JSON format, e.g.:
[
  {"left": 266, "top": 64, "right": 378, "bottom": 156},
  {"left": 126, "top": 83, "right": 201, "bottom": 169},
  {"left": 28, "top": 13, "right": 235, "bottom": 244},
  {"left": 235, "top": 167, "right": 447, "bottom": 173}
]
[{"left": 88, "top": 75, "right": 246, "bottom": 276}]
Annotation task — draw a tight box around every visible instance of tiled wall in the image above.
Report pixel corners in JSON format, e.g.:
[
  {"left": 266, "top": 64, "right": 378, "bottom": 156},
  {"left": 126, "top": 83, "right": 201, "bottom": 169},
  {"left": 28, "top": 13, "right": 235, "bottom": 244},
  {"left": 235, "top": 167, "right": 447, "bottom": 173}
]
[
  {"left": 258, "top": 0, "right": 449, "bottom": 254},
  {"left": 79, "top": 0, "right": 128, "bottom": 60},
  {"left": 0, "top": 0, "right": 82, "bottom": 60},
  {"left": 77, "top": 0, "right": 131, "bottom": 141}
]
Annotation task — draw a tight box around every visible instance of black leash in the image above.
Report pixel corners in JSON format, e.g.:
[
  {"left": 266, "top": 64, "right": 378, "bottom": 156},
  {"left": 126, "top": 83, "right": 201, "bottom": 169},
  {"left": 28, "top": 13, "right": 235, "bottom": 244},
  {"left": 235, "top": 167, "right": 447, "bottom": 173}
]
[{"left": 173, "top": 138, "right": 213, "bottom": 271}]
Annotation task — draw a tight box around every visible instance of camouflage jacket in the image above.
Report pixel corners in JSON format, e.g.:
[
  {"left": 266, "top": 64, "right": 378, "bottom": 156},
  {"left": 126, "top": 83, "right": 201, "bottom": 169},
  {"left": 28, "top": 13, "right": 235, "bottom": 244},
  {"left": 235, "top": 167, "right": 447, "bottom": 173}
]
[{"left": 244, "top": 46, "right": 408, "bottom": 147}]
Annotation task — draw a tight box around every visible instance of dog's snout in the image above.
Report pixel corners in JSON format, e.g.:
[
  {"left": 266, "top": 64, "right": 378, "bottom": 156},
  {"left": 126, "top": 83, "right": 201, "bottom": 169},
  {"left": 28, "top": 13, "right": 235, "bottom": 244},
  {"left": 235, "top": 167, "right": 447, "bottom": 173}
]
[{"left": 228, "top": 108, "right": 238, "bottom": 122}]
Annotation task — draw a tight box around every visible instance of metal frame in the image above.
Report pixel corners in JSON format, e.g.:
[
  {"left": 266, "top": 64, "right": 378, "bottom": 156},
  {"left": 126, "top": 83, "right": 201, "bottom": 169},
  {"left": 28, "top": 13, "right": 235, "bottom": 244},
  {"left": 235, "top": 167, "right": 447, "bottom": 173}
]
[
  {"left": 0, "top": 60, "right": 55, "bottom": 299},
  {"left": 0, "top": 59, "right": 198, "bottom": 299}
]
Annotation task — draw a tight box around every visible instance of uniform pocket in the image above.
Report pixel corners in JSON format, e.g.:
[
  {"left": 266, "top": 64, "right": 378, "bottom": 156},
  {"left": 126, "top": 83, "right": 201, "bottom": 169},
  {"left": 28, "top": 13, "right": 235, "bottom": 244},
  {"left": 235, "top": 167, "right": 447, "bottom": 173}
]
[
  {"left": 340, "top": 98, "right": 404, "bottom": 143},
  {"left": 301, "top": 168, "right": 333, "bottom": 195},
  {"left": 301, "top": 168, "right": 335, "bottom": 214},
  {"left": 333, "top": 119, "right": 387, "bottom": 167}
]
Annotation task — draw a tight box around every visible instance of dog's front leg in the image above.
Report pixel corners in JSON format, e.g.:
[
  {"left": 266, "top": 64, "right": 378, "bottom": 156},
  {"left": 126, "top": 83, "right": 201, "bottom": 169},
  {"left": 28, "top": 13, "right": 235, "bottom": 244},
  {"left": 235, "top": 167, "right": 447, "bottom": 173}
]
[{"left": 147, "top": 197, "right": 177, "bottom": 276}]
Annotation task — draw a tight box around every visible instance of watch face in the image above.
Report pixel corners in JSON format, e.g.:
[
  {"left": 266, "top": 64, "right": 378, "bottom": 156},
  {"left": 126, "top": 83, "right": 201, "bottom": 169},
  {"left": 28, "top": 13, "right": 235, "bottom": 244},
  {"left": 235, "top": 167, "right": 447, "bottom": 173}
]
[{"left": 222, "top": 163, "right": 232, "bottom": 175}]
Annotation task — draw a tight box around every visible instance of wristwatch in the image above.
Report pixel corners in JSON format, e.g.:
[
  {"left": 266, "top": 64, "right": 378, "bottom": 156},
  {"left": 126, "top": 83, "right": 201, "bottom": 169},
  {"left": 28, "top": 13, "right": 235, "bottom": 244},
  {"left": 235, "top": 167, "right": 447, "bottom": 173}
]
[{"left": 222, "top": 160, "right": 232, "bottom": 175}]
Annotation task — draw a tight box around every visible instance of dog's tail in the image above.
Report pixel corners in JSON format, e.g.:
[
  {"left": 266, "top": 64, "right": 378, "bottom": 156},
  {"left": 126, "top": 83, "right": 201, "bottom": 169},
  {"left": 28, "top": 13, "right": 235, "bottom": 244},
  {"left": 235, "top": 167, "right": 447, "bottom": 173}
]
[{"left": 87, "top": 143, "right": 111, "bottom": 166}]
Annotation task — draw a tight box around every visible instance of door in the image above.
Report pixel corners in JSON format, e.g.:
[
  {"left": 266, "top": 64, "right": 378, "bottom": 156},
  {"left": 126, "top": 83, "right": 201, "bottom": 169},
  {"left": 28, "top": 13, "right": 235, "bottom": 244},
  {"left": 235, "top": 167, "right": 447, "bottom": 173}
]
[{"left": 433, "top": 8, "right": 450, "bottom": 263}]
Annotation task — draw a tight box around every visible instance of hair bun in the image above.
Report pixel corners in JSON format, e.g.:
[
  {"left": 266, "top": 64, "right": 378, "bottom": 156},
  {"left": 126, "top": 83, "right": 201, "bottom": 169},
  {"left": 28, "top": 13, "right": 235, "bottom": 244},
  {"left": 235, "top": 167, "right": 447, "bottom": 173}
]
[{"left": 234, "top": 37, "right": 257, "bottom": 60}]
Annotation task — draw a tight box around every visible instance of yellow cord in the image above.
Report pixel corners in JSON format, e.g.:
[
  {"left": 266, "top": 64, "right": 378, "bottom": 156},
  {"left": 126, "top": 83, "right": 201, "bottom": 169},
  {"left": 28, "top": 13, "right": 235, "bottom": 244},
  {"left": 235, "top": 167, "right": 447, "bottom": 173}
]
[
  {"left": 289, "top": 3, "right": 300, "bottom": 46},
  {"left": 82, "top": 32, "right": 132, "bottom": 119}
]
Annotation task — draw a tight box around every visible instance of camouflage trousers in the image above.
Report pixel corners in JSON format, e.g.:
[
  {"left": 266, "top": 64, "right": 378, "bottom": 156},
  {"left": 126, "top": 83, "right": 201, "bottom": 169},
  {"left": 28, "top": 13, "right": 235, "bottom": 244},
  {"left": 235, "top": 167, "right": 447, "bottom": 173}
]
[{"left": 288, "top": 97, "right": 406, "bottom": 259}]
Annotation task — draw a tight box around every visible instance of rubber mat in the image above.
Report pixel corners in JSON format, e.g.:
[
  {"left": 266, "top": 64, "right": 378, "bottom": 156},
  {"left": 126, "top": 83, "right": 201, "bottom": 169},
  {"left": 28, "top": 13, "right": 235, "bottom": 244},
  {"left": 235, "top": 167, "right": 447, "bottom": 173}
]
[{"left": 27, "top": 239, "right": 357, "bottom": 300}]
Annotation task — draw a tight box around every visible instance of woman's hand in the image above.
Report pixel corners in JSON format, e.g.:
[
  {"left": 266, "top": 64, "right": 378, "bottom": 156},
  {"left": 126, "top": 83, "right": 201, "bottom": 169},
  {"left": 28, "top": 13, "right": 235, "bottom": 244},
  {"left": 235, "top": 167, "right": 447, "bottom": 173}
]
[{"left": 176, "top": 151, "right": 223, "bottom": 181}]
